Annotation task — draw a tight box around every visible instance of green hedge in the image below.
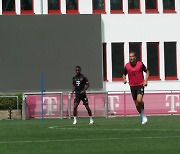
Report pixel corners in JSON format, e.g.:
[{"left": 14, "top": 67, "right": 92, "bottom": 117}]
[{"left": 0, "top": 93, "right": 22, "bottom": 110}]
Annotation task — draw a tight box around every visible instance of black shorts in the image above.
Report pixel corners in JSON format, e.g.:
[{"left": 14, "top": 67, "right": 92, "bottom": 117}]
[
  {"left": 74, "top": 94, "right": 88, "bottom": 105},
  {"left": 130, "top": 85, "right": 144, "bottom": 100}
]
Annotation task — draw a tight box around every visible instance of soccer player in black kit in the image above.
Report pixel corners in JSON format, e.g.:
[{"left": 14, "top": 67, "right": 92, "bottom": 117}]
[{"left": 70, "top": 66, "right": 94, "bottom": 125}]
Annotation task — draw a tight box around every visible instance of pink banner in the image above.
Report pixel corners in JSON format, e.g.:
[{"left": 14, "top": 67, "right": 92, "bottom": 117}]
[
  {"left": 69, "top": 94, "right": 106, "bottom": 117},
  {"left": 26, "top": 94, "right": 61, "bottom": 118},
  {"left": 25, "top": 92, "right": 180, "bottom": 118},
  {"left": 108, "top": 92, "right": 180, "bottom": 116}
]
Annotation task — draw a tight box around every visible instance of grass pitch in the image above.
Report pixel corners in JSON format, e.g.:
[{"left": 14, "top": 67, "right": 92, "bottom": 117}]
[{"left": 0, "top": 115, "right": 180, "bottom": 154}]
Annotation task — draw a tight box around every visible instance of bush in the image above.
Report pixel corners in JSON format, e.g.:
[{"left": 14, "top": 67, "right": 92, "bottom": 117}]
[{"left": 0, "top": 93, "right": 22, "bottom": 110}]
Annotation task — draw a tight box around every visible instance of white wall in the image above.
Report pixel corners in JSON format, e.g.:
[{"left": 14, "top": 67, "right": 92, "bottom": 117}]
[
  {"left": 0, "top": 0, "right": 2, "bottom": 14},
  {"left": 105, "top": 80, "right": 180, "bottom": 92},
  {"left": 102, "top": 14, "right": 180, "bottom": 42},
  {"left": 34, "top": 0, "right": 42, "bottom": 14}
]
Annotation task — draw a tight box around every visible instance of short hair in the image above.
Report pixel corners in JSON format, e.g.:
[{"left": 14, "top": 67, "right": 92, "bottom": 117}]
[
  {"left": 129, "top": 51, "right": 136, "bottom": 56},
  {"left": 75, "top": 66, "right": 81, "bottom": 71}
]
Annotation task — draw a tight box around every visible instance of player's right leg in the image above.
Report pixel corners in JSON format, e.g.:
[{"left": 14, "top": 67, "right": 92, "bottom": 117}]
[
  {"left": 136, "top": 94, "right": 147, "bottom": 124},
  {"left": 73, "top": 98, "right": 80, "bottom": 124}
]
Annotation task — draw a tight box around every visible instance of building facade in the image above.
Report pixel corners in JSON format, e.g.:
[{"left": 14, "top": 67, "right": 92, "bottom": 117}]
[{"left": 1, "top": 0, "right": 180, "bottom": 92}]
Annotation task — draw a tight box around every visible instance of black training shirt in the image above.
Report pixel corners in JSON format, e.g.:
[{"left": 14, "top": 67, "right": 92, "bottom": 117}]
[{"left": 72, "top": 74, "right": 89, "bottom": 93}]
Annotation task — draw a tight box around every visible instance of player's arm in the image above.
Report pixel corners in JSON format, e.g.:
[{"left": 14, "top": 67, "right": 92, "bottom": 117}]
[
  {"left": 70, "top": 77, "right": 76, "bottom": 96},
  {"left": 81, "top": 84, "right": 89, "bottom": 93},
  {"left": 122, "top": 67, "right": 127, "bottom": 84},
  {"left": 81, "top": 77, "right": 89, "bottom": 94},
  {"left": 142, "top": 63, "right": 149, "bottom": 86},
  {"left": 69, "top": 85, "right": 75, "bottom": 97},
  {"left": 72, "top": 85, "right": 75, "bottom": 94}
]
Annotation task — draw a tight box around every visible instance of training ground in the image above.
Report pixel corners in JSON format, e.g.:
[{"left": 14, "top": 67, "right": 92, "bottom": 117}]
[{"left": 0, "top": 115, "right": 180, "bottom": 154}]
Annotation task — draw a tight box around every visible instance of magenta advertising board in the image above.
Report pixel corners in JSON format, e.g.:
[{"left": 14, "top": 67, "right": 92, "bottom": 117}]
[
  {"left": 108, "top": 92, "right": 180, "bottom": 116},
  {"left": 26, "top": 94, "right": 61, "bottom": 118},
  {"left": 24, "top": 92, "right": 180, "bottom": 118}
]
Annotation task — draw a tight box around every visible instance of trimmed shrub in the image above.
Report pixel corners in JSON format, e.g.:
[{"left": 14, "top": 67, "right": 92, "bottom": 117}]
[{"left": 0, "top": 93, "right": 22, "bottom": 110}]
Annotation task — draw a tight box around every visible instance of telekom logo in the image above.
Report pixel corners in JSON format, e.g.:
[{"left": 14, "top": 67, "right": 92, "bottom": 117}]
[
  {"left": 43, "top": 97, "right": 58, "bottom": 115},
  {"left": 166, "top": 95, "right": 180, "bottom": 112},
  {"left": 108, "top": 96, "right": 120, "bottom": 114},
  {"left": 76, "top": 81, "right": 80, "bottom": 86}
]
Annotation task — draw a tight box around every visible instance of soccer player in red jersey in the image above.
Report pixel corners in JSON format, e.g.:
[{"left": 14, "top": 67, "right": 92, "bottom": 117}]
[
  {"left": 70, "top": 66, "right": 94, "bottom": 125},
  {"left": 123, "top": 51, "right": 149, "bottom": 124}
]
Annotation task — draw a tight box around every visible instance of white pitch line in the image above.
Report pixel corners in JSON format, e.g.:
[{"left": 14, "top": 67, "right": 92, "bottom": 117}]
[
  {"left": 48, "top": 126, "right": 180, "bottom": 131},
  {"left": 1, "top": 136, "right": 180, "bottom": 144}
]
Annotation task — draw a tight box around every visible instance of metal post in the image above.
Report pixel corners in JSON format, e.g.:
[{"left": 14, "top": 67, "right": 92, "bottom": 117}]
[
  {"left": 124, "top": 91, "right": 126, "bottom": 116},
  {"left": 22, "top": 94, "right": 26, "bottom": 120},
  {"left": 104, "top": 92, "right": 108, "bottom": 118},
  {"left": 16, "top": 96, "right": 19, "bottom": 110},
  {"left": 68, "top": 93, "right": 71, "bottom": 119},
  {"left": 60, "top": 93, "right": 63, "bottom": 119}
]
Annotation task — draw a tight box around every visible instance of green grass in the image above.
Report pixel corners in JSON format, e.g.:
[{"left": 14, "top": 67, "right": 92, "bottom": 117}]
[{"left": 0, "top": 115, "right": 180, "bottom": 154}]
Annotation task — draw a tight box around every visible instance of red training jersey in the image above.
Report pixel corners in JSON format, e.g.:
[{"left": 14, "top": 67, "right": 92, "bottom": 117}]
[{"left": 123, "top": 61, "right": 147, "bottom": 87}]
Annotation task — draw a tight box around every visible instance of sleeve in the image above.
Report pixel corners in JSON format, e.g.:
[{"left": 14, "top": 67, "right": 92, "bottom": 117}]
[
  {"left": 84, "top": 76, "right": 89, "bottom": 85},
  {"left": 142, "top": 63, "right": 148, "bottom": 72},
  {"left": 122, "top": 66, "right": 127, "bottom": 76}
]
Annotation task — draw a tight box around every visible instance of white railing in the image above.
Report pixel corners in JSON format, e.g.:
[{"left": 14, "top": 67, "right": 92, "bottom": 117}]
[{"left": 22, "top": 90, "right": 180, "bottom": 120}]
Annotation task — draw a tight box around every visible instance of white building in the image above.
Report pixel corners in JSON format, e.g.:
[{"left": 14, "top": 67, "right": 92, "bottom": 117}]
[{"left": 1, "top": 0, "right": 180, "bottom": 92}]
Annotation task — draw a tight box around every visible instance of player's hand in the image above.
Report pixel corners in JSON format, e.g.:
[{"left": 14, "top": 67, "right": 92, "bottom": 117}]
[
  {"left": 68, "top": 92, "right": 73, "bottom": 98},
  {"left": 68, "top": 93, "right": 71, "bottom": 98},
  {"left": 143, "top": 81, "right": 148, "bottom": 87},
  {"left": 123, "top": 79, "right": 127, "bottom": 84},
  {"left": 80, "top": 90, "right": 85, "bottom": 94}
]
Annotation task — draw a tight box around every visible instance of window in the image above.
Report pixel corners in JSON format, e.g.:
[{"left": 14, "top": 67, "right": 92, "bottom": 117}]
[
  {"left": 103, "top": 43, "right": 107, "bottom": 81},
  {"left": 48, "top": 0, "right": 61, "bottom": 14},
  {"left": 21, "top": 0, "right": 34, "bottom": 14},
  {"left": 2, "top": 0, "right": 16, "bottom": 14},
  {"left": 129, "top": 42, "right": 142, "bottom": 61},
  {"left": 147, "top": 42, "right": 160, "bottom": 80},
  {"left": 66, "top": 0, "right": 78, "bottom": 14},
  {"left": 110, "top": 0, "right": 123, "bottom": 14},
  {"left": 112, "top": 43, "right": 124, "bottom": 80},
  {"left": 145, "top": 0, "right": 158, "bottom": 13},
  {"left": 163, "top": 0, "right": 175, "bottom": 13},
  {"left": 164, "top": 42, "right": 177, "bottom": 80},
  {"left": 128, "top": 0, "right": 141, "bottom": 13},
  {"left": 93, "top": 0, "right": 106, "bottom": 14}
]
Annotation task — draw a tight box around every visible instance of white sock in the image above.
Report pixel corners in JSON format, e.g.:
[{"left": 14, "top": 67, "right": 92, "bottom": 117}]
[
  {"left": 90, "top": 117, "right": 93, "bottom": 121},
  {"left": 74, "top": 116, "right": 77, "bottom": 120}
]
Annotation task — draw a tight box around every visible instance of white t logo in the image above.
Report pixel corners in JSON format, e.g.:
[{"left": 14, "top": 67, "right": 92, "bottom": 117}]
[
  {"left": 43, "top": 97, "right": 58, "bottom": 115},
  {"left": 166, "top": 95, "right": 180, "bottom": 112},
  {"left": 76, "top": 81, "right": 80, "bottom": 86},
  {"left": 108, "top": 95, "right": 120, "bottom": 114}
]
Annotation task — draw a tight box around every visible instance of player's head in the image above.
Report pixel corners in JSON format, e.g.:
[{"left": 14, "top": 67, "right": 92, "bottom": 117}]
[
  {"left": 75, "top": 66, "right": 81, "bottom": 75},
  {"left": 129, "top": 51, "right": 137, "bottom": 64}
]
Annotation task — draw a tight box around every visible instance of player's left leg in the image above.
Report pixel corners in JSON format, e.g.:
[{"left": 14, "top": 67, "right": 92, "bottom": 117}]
[
  {"left": 137, "top": 94, "right": 147, "bottom": 124},
  {"left": 131, "top": 87, "right": 141, "bottom": 113},
  {"left": 83, "top": 95, "right": 94, "bottom": 124},
  {"left": 131, "top": 86, "right": 147, "bottom": 124},
  {"left": 85, "top": 105, "right": 94, "bottom": 124},
  {"left": 136, "top": 86, "right": 145, "bottom": 113},
  {"left": 137, "top": 94, "right": 144, "bottom": 114},
  {"left": 84, "top": 104, "right": 92, "bottom": 116}
]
